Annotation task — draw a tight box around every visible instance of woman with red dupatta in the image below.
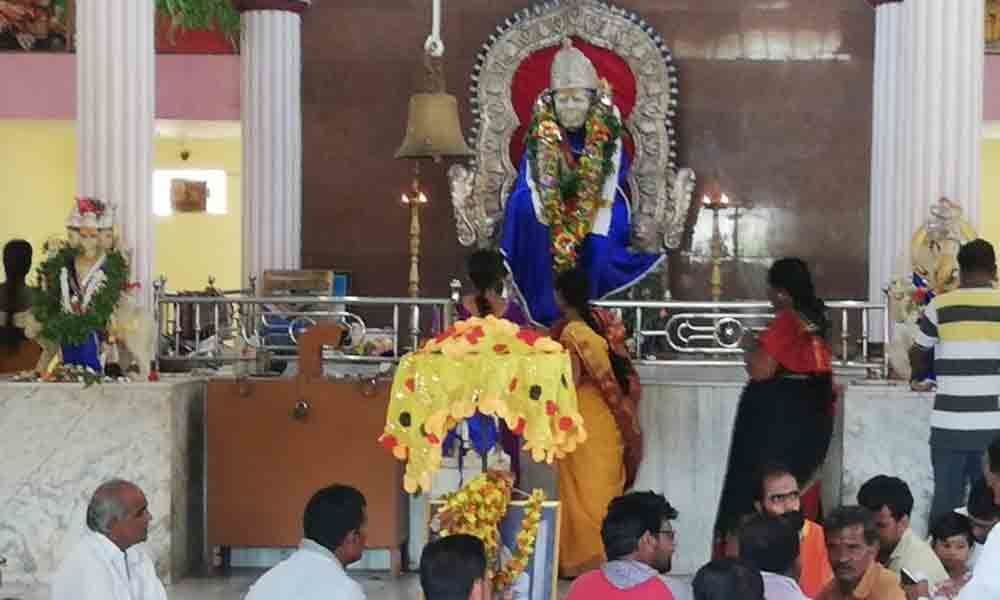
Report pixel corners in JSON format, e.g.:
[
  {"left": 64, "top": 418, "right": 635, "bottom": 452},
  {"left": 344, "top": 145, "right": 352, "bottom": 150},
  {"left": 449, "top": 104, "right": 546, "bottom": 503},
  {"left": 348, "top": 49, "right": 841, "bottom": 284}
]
[
  {"left": 714, "top": 258, "right": 836, "bottom": 546},
  {"left": 551, "top": 267, "right": 643, "bottom": 578}
]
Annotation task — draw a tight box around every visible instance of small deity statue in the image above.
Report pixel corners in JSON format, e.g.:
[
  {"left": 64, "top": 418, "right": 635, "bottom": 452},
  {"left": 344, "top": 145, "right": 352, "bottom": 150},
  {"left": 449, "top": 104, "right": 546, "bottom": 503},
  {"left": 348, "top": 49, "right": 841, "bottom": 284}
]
[
  {"left": 28, "top": 197, "right": 140, "bottom": 375},
  {"left": 500, "top": 39, "right": 663, "bottom": 326},
  {"left": 886, "top": 197, "right": 977, "bottom": 379}
]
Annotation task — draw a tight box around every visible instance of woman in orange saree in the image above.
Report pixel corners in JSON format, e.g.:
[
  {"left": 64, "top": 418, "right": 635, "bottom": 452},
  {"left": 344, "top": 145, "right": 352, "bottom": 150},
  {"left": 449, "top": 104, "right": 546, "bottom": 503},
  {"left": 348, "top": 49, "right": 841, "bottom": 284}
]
[{"left": 551, "top": 268, "right": 643, "bottom": 578}]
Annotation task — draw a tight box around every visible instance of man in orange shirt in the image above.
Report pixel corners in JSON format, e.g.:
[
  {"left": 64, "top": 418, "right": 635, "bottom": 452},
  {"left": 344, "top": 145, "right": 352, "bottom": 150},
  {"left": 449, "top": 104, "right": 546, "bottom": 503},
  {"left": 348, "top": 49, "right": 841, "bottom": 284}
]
[
  {"left": 752, "top": 463, "right": 834, "bottom": 597},
  {"left": 818, "top": 506, "right": 904, "bottom": 600}
]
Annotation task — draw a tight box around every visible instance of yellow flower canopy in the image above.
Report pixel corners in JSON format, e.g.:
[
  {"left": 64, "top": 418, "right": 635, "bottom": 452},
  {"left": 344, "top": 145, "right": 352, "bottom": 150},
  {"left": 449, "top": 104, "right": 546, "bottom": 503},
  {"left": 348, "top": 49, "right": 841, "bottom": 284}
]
[{"left": 379, "top": 316, "right": 586, "bottom": 494}]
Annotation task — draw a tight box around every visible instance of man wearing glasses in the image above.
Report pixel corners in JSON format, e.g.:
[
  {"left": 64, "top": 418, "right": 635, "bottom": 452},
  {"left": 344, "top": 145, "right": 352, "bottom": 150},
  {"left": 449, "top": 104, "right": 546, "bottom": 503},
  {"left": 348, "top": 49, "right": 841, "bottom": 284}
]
[
  {"left": 565, "top": 491, "right": 679, "bottom": 600},
  {"left": 751, "top": 463, "right": 833, "bottom": 598}
]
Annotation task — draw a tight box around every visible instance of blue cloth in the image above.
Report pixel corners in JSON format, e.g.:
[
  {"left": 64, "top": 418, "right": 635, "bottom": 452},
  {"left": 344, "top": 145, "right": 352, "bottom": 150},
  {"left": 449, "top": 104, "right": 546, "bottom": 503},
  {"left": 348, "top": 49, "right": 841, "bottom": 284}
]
[
  {"left": 500, "top": 131, "right": 663, "bottom": 326},
  {"left": 442, "top": 411, "right": 499, "bottom": 458},
  {"left": 62, "top": 331, "right": 102, "bottom": 371}
]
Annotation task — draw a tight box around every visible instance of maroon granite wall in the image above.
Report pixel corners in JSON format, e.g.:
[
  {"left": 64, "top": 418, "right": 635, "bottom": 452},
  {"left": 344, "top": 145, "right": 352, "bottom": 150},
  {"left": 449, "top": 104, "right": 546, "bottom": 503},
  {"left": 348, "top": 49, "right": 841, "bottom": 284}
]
[{"left": 301, "top": 1, "right": 874, "bottom": 301}]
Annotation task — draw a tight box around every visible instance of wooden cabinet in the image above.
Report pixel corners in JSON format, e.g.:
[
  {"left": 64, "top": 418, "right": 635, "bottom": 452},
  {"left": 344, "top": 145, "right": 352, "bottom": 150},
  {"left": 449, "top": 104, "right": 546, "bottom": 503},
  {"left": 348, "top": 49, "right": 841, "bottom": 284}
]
[{"left": 205, "top": 377, "right": 406, "bottom": 573}]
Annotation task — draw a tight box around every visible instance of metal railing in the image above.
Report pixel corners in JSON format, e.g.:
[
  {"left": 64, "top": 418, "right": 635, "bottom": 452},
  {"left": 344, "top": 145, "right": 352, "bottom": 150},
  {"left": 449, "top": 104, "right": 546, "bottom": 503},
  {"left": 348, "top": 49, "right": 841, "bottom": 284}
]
[
  {"left": 594, "top": 299, "right": 888, "bottom": 376},
  {"left": 153, "top": 283, "right": 887, "bottom": 378},
  {"left": 153, "top": 285, "right": 455, "bottom": 372}
]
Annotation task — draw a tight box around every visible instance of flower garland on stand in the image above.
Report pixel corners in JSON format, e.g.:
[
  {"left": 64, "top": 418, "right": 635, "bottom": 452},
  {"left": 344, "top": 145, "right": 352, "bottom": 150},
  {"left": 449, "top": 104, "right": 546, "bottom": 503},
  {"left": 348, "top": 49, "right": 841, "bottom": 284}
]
[
  {"left": 526, "top": 81, "right": 622, "bottom": 273},
  {"left": 433, "top": 471, "right": 546, "bottom": 592},
  {"left": 31, "top": 246, "right": 129, "bottom": 346}
]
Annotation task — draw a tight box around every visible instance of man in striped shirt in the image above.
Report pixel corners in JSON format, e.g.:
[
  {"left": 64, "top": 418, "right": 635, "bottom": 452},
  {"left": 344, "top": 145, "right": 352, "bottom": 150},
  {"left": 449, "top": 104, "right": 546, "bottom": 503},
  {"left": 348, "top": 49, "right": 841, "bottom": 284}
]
[{"left": 911, "top": 239, "right": 1000, "bottom": 523}]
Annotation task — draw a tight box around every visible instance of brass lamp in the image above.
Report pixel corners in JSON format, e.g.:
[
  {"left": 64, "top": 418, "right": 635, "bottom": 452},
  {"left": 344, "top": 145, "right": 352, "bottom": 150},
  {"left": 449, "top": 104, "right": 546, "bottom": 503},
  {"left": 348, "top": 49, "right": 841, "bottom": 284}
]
[{"left": 395, "top": 0, "right": 472, "bottom": 297}]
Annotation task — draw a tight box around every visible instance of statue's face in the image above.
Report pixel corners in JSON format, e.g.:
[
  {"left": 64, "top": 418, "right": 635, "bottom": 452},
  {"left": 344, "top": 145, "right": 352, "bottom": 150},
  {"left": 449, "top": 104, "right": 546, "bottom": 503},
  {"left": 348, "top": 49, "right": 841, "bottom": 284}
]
[
  {"left": 553, "top": 88, "right": 591, "bottom": 131},
  {"left": 66, "top": 227, "right": 80, "bottom": 248},
  {"left": 98, "top": 228, "right": 115, "bottom": 251},
  {"left": 78, "top": 227, "right": 100, "bottom": 258}
]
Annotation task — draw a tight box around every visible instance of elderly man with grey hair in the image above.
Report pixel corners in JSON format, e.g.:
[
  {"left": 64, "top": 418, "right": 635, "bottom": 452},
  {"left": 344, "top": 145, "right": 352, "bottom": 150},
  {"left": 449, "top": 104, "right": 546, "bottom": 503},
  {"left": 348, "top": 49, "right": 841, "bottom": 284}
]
[{"left": 51, "top": 479, "right": 166, "bottom": 600}]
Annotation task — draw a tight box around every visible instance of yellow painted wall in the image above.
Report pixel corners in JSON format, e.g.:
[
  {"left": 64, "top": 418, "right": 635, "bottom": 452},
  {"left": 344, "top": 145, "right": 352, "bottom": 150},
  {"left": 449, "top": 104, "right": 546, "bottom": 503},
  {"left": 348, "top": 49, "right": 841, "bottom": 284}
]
[
  {"left": 0, "top": 120, "right": 77, "bottom": 273},
  {"left": 153, "top": 138, "right": 242, "bottom": 292},
  {"left": 0, "top": 120, "right": 242, "bottom": 292},
  {"left": 982, "top": 139, "right": 1000, "bottom": 249}
]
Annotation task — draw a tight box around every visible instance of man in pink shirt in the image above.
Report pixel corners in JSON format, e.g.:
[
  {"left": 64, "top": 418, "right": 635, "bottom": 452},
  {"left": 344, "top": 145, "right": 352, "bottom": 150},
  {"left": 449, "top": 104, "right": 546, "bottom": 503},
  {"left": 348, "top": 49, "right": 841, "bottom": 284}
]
[{"left": 565, "top": 491, "right": 678, "bottom": 600}]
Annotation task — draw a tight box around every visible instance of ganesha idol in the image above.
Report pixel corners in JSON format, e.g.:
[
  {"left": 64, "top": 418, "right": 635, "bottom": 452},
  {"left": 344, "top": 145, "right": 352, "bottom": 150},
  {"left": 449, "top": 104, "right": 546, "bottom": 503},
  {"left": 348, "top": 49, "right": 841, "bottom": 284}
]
[
  {"left": 28, "top": 197, "right": 154, "bottom": 376},
  {"left": 886, "top": 198, "right": 977, "bottom": 379},
  {"left": 448, "top": 1, "right": 696, "bottom": 326}
]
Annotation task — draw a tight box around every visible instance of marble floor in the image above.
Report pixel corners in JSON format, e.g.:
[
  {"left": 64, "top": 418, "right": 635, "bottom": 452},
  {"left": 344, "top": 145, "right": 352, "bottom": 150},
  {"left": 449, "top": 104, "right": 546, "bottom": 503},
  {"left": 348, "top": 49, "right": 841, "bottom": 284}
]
[{"left": 1, "top": 571, "right": 574, "bottom": 600}]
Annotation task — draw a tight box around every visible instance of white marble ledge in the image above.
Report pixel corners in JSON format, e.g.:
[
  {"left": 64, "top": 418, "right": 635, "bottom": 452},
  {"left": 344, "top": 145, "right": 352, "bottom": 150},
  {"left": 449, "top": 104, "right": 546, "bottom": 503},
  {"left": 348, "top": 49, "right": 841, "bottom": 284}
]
[
  {"left": 0, "top": 378, "right": 206, "bottom": 586},
  {"left": 0, "top": 376, "right": 207, "bottom": 390}
]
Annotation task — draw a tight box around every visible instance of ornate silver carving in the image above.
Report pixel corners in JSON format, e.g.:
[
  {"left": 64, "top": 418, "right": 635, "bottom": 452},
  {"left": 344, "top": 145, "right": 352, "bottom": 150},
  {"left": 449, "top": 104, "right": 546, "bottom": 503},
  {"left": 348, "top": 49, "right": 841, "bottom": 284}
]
[{"left": 454, "top": 0, "right": 695, "bottom": 252}]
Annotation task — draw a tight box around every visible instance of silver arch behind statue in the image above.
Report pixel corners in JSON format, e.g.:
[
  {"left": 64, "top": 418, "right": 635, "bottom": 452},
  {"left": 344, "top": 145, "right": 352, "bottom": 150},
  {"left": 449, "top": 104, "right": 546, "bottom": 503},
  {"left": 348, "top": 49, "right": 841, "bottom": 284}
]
[{"left": 449, "top": 0, "right": 696, "bottom": 253}]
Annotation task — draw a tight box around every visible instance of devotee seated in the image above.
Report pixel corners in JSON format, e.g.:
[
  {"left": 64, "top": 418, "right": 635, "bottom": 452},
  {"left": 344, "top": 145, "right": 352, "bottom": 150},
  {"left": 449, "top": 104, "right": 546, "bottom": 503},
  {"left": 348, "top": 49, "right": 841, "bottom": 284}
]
[
  {"left": 419, "top": 534, "right": 490, "bottom": 600},
  {"left": 739, "top": 513, "right": 808, "bottom": 600},
  {"left": 565, "top": 491, "right": 678, "bottom": 600},
  {"left": 817, "top": 506, "right": 904, "bottom": 600},
  {"left": 928, "top": 512, "right": 975, "bottom": 598},
  {"left": 692, "top": 558, "right": 765, "bottom": 600},
  {"left": 752, "top": 462, "right": 833, "bottom": 596},
  {"left": 0, "top": 239, "right": 41, "bottom": 373},
  {"left": 856, "top": 475, "right": 948, "bottom": 593},
  {"left": 51, "top": 479, "right": 166, "bottom": 600},
  {"left": 960, "top": 478, "right": 1000, "bottom": 568},
  {"left": 957, "top": 434, "right": 1000, "bottom": 599},
  {"left": 245, "top": 484, "right": 367, "bottom": 600}
]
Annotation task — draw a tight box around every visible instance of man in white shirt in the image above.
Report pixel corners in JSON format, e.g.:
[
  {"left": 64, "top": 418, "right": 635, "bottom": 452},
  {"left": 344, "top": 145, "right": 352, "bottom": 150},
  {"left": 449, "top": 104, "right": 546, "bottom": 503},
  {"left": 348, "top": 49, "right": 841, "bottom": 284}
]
[
  {"left": 857, "top": 475, "right": 948, "bottom": 598},
  {"left": 740, "top": 513, "right": 809, "bottom": 600},
  {"left": 246, "top": 484, "right": 367, "bottom": 600},
  {"left": 51, "top": 479, "right": 166, "bottom": 600},
  {"left": 958, "top": 436, "right": 1000, "bottom": 599}
]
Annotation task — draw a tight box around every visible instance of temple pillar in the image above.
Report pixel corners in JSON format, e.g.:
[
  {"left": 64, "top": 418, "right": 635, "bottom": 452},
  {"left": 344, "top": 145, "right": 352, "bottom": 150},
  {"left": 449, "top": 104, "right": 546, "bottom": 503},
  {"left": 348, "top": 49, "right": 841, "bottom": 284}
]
[
  {"left": 868, "top": 0, "right": 984, "bottom": 306},
  {"left": 76, "top": 0, "right": 155, "bottom": 304},
  {"left": 236, "top": 0, "right": 310, "bottom": 283}
]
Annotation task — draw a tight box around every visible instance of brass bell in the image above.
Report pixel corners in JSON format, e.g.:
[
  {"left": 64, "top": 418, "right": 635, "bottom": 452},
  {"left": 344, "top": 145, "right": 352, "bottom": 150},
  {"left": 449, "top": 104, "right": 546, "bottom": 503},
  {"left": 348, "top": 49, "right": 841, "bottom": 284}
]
[{"left": 395, "top": 92, "right": 473, "bottom": 160}]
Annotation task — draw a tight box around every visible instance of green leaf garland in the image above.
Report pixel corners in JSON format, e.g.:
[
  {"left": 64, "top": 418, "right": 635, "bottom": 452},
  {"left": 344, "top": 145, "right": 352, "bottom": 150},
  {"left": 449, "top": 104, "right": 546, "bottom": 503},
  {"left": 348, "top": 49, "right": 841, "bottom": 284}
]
[{"left": 31, "top": 248, "right": 130, "bottom": 347}]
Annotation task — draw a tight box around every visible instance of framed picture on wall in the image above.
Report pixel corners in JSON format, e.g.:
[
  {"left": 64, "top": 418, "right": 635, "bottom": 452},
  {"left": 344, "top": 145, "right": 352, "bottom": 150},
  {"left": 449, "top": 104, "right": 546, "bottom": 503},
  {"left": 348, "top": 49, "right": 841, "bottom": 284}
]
[
  {"left": 989, "top": 0, "right": 1000, "bottom": 53},
  {"left": 426, "top": 499, "right": 562, "bottom": 600}
]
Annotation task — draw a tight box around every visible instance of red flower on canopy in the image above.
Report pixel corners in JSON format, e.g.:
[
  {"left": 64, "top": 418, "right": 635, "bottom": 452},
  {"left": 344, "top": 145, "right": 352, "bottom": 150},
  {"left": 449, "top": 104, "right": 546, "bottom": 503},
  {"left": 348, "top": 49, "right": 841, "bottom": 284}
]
[
  {"left": 378, "top": 434, "right": 398, "bottom": 450},
  {"left": 558, "top": 416, "right": 574, "bottom": 431},
  {"left": 516, "top": 329, "right": 542, "bottom": 345},
  {"left": 511, "top": 417, "right": 527, "bottom": 436},
  {"left": 465, "top": 326, "right": 485, "bottom": 345},
  {"left": 545, "top": 401, "right": 558, "bottom": 416},
  {"left": 404, "top": 378, "right": 415, "bottom": 393}
]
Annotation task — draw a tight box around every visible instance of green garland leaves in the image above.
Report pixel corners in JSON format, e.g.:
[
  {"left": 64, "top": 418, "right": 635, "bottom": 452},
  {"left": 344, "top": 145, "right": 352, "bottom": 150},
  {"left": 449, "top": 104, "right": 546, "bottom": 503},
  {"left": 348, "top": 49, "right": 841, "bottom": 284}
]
[{"left": 31, "top": 248, "right": 129, "bottom": 347}]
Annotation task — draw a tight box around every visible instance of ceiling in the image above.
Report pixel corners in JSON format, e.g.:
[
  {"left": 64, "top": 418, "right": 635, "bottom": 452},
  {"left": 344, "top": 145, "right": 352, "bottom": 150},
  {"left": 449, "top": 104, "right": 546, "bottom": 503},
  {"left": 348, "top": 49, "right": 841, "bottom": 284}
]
[{"left": 155, "top": 120, "right": 241, "bottom": 140}]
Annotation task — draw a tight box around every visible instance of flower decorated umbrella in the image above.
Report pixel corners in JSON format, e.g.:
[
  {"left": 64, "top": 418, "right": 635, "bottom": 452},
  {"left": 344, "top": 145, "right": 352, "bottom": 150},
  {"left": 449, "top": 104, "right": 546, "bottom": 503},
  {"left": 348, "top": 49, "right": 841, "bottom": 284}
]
[{"left": 378, "top": 315, "right": 586, "bottom": 495}]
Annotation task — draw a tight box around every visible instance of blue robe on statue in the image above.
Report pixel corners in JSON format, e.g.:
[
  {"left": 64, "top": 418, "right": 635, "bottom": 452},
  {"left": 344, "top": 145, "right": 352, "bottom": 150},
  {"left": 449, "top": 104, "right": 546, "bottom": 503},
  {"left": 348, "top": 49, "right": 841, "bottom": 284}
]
[{"left": 501, "top": 130, "right": 664, "bottom": 326}]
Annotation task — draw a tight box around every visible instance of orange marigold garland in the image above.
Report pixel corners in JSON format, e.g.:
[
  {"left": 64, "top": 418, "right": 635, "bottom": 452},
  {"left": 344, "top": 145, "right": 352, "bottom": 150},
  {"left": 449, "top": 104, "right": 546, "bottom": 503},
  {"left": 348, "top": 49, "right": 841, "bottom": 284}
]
[{"left": 433, "top": 471, "right": 547, "bottom": 592}]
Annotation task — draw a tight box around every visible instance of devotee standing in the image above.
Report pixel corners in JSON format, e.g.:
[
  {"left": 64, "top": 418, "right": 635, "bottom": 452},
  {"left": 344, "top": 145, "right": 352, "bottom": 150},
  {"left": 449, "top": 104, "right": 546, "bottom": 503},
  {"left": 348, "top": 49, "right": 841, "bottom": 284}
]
[
  {"left": 449, "top": 249, "right": 528, "bottom": 482},
  {"left": 0, "top": 239, "right": 40, "bottom": 373},
  {"left": 856, "top": 475, "right": 948, "bottom": 594},
  {"left": 551, "top": 267, "right": 643, "bottom": 578},
  {"left": 817, "top": 506, "right": 904, "bottom": 600},
  {"left": 245, "top": 484, "right": 367, "bottom": 600},
  {"left": 51, "top": 479, "right": 165, "bottom": 600},
  {"left": 419, "top": 534, "right": 492, "bottom": 600},
  {"left": 715, "top": 258, "right": 835, "bottom": 545},
  {"left": 958, "top": 435, "right": 1000, "bottom": 599},
  {"left": 910, "top": 239, "right": 1000, "bottom": 522},
  {"left": 962, "top": 478, "right": 1000, "bottom": 568},
  {"left": 750, "top": 463, "right": 833, "bottom": 596},
  {"left": 739, "top": 513, "right": 809, "bottom": 600},
  {"left": 564, "top": 491, "right": 678, "bottom": 600},
  {"left": 692, "top": 559, "right": 765, "bottom": 600},
  {"left": 928, "top": 512, "right": 975, "bottom": 598}
]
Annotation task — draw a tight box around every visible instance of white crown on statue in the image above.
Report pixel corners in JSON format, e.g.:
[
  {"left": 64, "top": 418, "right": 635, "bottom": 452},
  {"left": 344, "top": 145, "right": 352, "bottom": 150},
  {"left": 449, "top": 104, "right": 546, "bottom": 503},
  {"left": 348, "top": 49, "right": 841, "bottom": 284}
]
[{"left": 550, "top": 38, "right": 599, "bottom": 91}]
